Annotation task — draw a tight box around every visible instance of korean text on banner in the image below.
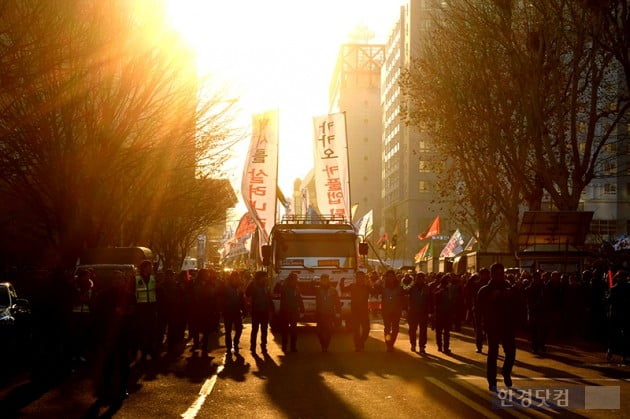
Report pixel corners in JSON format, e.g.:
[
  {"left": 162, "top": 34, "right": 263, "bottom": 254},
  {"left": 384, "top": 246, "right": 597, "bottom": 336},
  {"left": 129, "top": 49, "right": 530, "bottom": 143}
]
[
  {"left": 241, "top": 110, "right": 278, "bottom": 244},
  {"left": 313, "top": 113, "right": 350, "bottom": 219},
  {"left": 440, "top": 229, "right": 464, "bottom": 258}
]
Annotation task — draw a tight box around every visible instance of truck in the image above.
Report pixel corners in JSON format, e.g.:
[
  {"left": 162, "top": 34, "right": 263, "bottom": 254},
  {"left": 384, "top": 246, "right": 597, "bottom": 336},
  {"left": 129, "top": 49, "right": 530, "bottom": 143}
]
[
  {"left": 262, "top": 215, "right": 366, "bottom": 328},
  {"left": 75, "top": 246, "right": 153, "bottom": 292},
  {"left": 465, "top": 251, "right": 517, "bottom": 273}
]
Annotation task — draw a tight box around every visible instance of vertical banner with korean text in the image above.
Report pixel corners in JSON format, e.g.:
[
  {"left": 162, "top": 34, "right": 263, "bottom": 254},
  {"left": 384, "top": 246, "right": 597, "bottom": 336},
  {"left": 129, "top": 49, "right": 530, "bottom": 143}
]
[
  {"left": 312, "top": 112, "right": 350, "bottom": 219},
  {"left": 241, "top": 110, "right": 278, "bottom": 245}
]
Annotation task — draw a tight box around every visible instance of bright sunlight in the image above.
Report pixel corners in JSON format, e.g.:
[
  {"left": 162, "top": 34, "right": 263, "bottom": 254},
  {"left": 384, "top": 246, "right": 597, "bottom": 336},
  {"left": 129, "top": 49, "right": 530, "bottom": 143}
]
[{"left": 164, "top": 0, "right": 401, "bottom": 195}]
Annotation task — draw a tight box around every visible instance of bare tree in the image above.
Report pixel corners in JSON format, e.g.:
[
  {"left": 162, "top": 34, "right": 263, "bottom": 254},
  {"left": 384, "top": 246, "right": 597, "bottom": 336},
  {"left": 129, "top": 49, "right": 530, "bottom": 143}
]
[
  {"left": 402, "top": 0, "right": 628, "bottom": 252},
  {"left": 0, "top": 0, "right": 239, "bottom": 268}
]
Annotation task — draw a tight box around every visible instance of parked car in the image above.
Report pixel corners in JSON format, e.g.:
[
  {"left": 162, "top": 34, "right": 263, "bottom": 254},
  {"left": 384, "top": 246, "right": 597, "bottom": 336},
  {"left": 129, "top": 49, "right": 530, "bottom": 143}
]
[{"left": 0, "top": 281, "right": 32, "bottom": 354}]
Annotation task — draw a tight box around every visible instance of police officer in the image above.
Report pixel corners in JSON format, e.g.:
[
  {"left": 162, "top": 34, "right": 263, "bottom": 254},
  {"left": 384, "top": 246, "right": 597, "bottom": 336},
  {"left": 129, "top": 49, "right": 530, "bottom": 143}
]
[
  {"left": 134, "top": 259, "right": 159, "bottom": 361},
  {"left": 476, "top": 263, "right": 517, "bottom": 392}
]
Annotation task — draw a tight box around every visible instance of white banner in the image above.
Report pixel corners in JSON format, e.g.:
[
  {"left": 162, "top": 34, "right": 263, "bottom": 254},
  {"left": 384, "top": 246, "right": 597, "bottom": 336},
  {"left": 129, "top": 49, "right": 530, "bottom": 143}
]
[
  {"left": 312, "top": 112, "right": 350, "bottom": 219},
  {"left": 241, "top": 110, "right": 278, "bottom": 244},
  {"left": 440, "top": 229, "right": 464, "bottom": 258},
  {"left": 355, "top": 209, "right": 374, "bottom": 238}
]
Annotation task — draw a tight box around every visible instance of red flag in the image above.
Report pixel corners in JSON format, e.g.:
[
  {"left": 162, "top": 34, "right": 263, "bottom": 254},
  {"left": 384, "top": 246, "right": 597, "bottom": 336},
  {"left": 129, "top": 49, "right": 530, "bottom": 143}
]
[
  {"left": 414, "top": 242, "right": 431, "bottom": 263},
  {"left": 608, "top": 269, "right": 614, "bottom": 288},
  {"left": 418, "top": 216, "right": 441, "bottom": 240},
  {"left": 376, "top": 232, "right": 388, "bottom": 246}
]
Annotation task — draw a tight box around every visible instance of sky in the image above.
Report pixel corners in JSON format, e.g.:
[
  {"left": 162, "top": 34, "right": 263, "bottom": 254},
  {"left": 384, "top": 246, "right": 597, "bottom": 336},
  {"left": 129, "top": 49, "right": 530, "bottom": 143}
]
[{"left": 165, "top": 0, "right": 403, "bottom": 211}]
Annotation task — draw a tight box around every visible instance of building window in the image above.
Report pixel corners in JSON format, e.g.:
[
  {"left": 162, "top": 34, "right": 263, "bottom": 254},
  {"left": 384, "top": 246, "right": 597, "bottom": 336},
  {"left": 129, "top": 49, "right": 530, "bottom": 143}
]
[
  {"left": 604, "top": 142, "right": 617, "bottom": 154},
  {"left": 604, "top": 183, "right": 617, "bottom": 194},
  {"left": 603, "top": 161, "right": 617, "bottom": 176},
  {"left": 590, "top": 219, "right": 616, "bottom": 237},
  {"left": 419, "top": 140, "right": 429, "bottom": 151},
  {"left": 419, "top": 181, "right": 429, "bottom": 192},
  {"left": 419, "top": 159, "right": 430, "bottom": 172}
]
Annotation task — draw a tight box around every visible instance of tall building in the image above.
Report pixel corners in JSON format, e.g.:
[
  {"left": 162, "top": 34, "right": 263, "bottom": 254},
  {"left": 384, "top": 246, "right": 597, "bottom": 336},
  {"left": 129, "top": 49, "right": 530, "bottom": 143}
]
[
  {"left": 381, "top": 1, "right": 444, "bottom": 266},
  {"left": 328, "top": 32, "right": 385, "bottom": 240}
]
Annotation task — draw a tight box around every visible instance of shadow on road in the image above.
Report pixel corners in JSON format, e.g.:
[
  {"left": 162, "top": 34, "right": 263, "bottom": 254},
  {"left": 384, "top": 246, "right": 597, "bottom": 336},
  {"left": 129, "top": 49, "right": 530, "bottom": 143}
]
[{"left": 256, "top": 328, "right": 591, "bottom": 419}]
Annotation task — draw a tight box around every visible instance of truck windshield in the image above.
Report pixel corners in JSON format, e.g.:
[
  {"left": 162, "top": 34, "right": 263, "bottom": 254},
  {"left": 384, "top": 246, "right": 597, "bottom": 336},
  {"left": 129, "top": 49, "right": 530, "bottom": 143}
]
[{"left": 276, "top": 233, "right": 356, "bottom": 266}]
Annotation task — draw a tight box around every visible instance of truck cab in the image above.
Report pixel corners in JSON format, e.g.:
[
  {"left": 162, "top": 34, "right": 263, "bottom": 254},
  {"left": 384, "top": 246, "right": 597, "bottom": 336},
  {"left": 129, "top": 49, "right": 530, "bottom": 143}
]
[{"left": 264, "top": 215, "right": 365, "bottom": 327}]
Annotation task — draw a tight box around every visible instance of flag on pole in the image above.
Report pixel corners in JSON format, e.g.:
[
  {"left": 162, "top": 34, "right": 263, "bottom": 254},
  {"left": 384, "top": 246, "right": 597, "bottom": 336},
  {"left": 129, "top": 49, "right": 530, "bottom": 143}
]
[
  {"left": 355, "top": 209, "right": 374, "bottom": 238},
  {"left": 440, "top": 229, "right": 464, "bottom": 258},
  {"left": 608, "top": 269, "right": 614, "bottom": 289},
  {"left": 414, "top": 241, "right": 432, "bottom": 263},
  {"left": 418, "top": 216, "right": 441, "bottom": 240},
  {"left": 241, "top": 109, "right": 279, "bottom": 245},
  {"left": 376, "top": 232, "right": 389, "bottom": 249},
  {"left": 313, "top": 112, "right": 350, "bottom": 219},
  {"left": 464, "top": 236, "right": 478, "bottom": 251}
]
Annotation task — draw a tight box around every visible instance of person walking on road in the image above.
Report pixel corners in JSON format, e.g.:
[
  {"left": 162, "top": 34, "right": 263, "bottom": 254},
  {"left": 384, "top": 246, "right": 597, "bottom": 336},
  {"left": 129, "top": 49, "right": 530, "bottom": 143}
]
[
  {"left": 315, "top": 274, "right": 341, "bottom": 352},
  {"left": 467, "top": 269, "right": 489, "bottom": 353},
  {"left": 433, "top": 274, "right": 453, "bottom": 354},
  {"left": 406, "top": 272, "right": 432, "bottom": 354},
  {"left": 246, "top": 271, "right": 274, "bottom": 354},
  {"left": 194, "top": 269, "right": 221, "bottom": 355},
  {"left": 221, "top": 271, "right": 246, "bottom": 355},
  {"left": 379, "top": 270, "right": 404, "bottom": 352},
  {"left": 476, "top": 263, "right": 517, "bottom": 393},
  {"left": 340, "top": 271, "right": 372, "bottom": 352},
  {"left": 93, "top": 270, "right": 134, "bottom": 405},
  {"left": 279, "top": 273, "right": 304, "bottom": 353},
  {"left": 134, "top": 259, "right": 160, "bottom": 361}
]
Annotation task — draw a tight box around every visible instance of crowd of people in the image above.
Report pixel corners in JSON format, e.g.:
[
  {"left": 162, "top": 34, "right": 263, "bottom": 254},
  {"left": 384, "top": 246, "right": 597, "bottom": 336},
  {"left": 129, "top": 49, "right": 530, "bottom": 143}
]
[{"left": 8, "top": 260, "right": 629, "bottom": 403}]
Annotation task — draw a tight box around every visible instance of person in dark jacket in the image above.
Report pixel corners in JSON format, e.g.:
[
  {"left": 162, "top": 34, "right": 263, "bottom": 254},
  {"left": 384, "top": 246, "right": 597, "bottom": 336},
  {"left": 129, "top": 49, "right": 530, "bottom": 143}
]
[
  {"left": 194, "top": 269, "right": 221, "bottom": 355},
  {"left": 468, "top": 269, "right": 489, "bottom": 353},
  {"left": 340, "top": 271, "right": 372, "bottom": 352},
  {"left": 378, "top": 270, "right": 404, "bottom": 352},
  {"left": 221, "top": 271, "right": 246, "bottom": 355},
  {"left": 406, "top": 272, "right": 432, "bottom": 354},
  {"left": 279, "top": 272, "right": 304, "bottom": 352},
  {"left": 476, "top": 263, "right": 517, "bottom": 392},
  {"left": 246, "top": 271, "right": 274, "bottom": 353},
  {"left": 433, "top": 274, "right": 453, "bottom": 354},
  {"left": 93, "top": 270, "right": 134, "bottom": 404},
  {"left": 606, "top": 271, "right": 630, "bottom": 363},
  {"left": 315, "top": 274, "right": 341, "bottom": 352},
  {"left": 525, "top": 271, "right": 547, "bottom": 355}
]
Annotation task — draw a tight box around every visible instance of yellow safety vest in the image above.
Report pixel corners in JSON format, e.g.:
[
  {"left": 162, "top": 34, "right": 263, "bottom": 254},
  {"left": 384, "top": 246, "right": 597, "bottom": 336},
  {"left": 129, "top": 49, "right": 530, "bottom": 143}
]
[
  {"left": 72, "top": 289, "right": 92, "bottom": 313},
  {"left": 135, "top": 275, "right": 157, "bottom": 303}
]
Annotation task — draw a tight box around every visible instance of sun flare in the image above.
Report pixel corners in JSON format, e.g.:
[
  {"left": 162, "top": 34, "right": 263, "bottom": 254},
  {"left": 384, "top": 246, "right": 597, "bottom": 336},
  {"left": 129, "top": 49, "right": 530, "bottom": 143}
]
[{"left": 164, "top": 0, "right": 400, "bottom": 194}]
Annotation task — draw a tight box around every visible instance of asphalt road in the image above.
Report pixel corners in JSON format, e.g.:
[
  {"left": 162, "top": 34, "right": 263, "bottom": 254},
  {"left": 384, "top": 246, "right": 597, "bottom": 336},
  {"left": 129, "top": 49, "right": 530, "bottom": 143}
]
[{"left": 2, "top": 321, "right": 629, "bottom": 418}]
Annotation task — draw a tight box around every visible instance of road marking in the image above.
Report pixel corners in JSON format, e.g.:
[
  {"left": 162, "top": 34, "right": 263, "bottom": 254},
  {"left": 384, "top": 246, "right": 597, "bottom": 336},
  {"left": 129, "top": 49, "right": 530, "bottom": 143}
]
[
  {"left": 181, "top": 354, "right": 226, "bottom": 419},
  {"left": 425, "top": 376, "right": 501, "bottom": 419}
]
